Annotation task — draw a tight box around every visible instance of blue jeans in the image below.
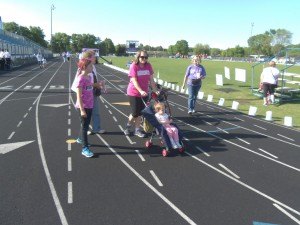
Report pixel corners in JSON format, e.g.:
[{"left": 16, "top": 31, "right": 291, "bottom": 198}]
[
  {"left": 91, "top": 96, "right": 102, "bottom": 132},
  {"left": 79, "top": 108, "right": 93, "bottom": 147},
  {"left": 188, "top": 84, "right": 201, "bottom": 111}
]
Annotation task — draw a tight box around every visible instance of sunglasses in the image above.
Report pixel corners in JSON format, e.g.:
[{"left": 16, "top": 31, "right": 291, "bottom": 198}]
[{"left": 139, "top": 56, "right": 148, "bottom": 59}]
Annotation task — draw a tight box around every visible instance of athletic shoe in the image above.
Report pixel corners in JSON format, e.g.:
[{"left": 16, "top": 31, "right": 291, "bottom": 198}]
[
  {"left": 263, "top": 102, "right": 268, "bottom": 106},
  {"left": 192, "top": 109, "right": 195, "bottom": 113},
  {"left": 98, "top": 130, "right": 106, "bottom": 134},
  {"left": 188, "top": 110, "right": 192, "bottom": 115},
  {"left": 172, "top": 145, "right": 178, "bottom": 149},
  {"left": 134, "top": 129, "right": 145, "bottom": 138},
  {"left": 124, "top": 125, "right": 131, "bottom": 136},
  {"left": 76, "top": 138, "right": 91, "bottom": 147},
  {"left": 88, "top": 130, "right": 106, "bottom": 135},
  {"left": 81, "top": 147, "right": 94, "bottom": 158},
  {"left": 175, "top": 142, "right": 182, "bottom": 148}
]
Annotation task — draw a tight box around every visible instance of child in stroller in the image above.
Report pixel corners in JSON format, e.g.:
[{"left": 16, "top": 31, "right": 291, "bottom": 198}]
[
  {"left": 154, "top": 102, "right": 182, "bottom": 149},
  {"left": 141, "top": 90, "right": 184, "bottom": 157}
]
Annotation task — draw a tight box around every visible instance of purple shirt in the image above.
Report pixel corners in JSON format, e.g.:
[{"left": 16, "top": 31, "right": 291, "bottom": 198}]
[
  {"left": 75, "top": 74, "right": 94, "bottom": 109},
  {"left": 127, "top": 63, "right": 154, "bottom": 97},
  {"left": 185, "top": 64, "right": 206, "bottom": 86}
]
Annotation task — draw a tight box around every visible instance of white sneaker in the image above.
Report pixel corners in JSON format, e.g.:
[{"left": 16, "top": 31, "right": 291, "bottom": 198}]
[
  {"left": 192, "top": 109, "right": 195, "bottom": 113},
  {"left": 172, "top": 145, "right": 178, "bottom": 149},
  {"left": 97, "top": 130, "right": 106, "bottom": 134}
]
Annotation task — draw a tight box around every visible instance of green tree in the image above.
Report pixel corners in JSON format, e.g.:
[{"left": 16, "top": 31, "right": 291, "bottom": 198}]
[
  {"left": 115, "top": 44, "right": 127, "bottom": 56},
  {"left": 167, "top": 45, "right": 176, "bottom": 55},
  {"left": 51, "top": 32, "right": 71, "bottom": 53},
  {"left": 268, "top": 29, "right": 292, "bottom": 47},
  {"left": 29, "top": 26, "right": 48, "bottom": 47},
  {"left": 248, "top": 33, "right": 272, "bottom": 56},
  {"left": 210, "top": 48, "right": 221, "bottom": 56},
  {"left": 175, "top": 40, "right": 189, "bottom": 56},
  {"left": 194, "top": 43, "right": 210, "bottom": 55}
]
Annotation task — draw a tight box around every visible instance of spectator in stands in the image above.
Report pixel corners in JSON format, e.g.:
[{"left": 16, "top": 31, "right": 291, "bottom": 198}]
[
  {"left": 81, "top": 50, "right": 106, "bottom": 135},
  {"left": 4, "top": 49, "right": 11, "bottom": 70},
  {"left": 182, "top": 55, "right": 206, "bottom": 114},
  {"left": 0, "top": 49, "right": 4, "bottom": 70},
  {"left": 123, "top": 50, "right": 159, "bottom": 138},
  {"left": 36, "top": 53, "right": 43, "bottom": 68},
  {"left": 260, "top": 60, "right": 280, "bottom": 106}
]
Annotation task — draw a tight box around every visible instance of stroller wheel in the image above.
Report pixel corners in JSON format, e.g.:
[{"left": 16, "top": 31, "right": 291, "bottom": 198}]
[
  {"left": 145, "top": 140, "right": 152, "bottom": 148},
  {"left": 178, "top": 147, "right": 185, "bottom": 154},
  {"left": 162, "top": 149, "right": 169, "bottom": 157}
]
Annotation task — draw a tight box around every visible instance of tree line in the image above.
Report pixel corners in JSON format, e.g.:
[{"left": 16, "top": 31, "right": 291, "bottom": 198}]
[{"left": 3, "top": 22, "right": 299, "bottom": 57}]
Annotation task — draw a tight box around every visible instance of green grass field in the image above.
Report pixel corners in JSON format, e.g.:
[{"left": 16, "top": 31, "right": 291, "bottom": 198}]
[{"left": 101, "top": 56, "right": 300, "bottom": 129}]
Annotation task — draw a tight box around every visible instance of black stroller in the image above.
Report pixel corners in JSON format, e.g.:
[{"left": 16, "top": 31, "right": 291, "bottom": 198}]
[{"left": 141, "top": 87, "right": 184, "bottom": 157}]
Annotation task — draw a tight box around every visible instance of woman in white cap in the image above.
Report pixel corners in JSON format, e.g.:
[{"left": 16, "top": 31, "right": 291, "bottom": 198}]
[{"left": 182, "top": 55, "right": 206, "bottom": 114}]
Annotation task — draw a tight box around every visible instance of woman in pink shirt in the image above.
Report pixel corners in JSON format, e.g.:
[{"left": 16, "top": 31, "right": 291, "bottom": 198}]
[{"left": 124, "top": 50, "right": 158, "bottom": 137}]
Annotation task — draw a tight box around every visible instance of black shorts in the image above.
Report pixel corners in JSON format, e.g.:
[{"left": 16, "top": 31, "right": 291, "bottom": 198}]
[{"left": 128, "top": 96, "right": 148, "bottom": 118}]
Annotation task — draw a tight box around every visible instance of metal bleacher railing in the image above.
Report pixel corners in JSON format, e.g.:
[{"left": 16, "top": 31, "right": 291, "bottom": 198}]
[{"left": 0, "top": 29, "right": 53, "bottom": 68}]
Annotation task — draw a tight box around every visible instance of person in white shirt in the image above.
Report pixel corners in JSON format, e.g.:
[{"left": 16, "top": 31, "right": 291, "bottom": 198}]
[
  {"left": 260, "top": 60, "right": 280, "bottom": 105},
  {"left": 0, "top": 49, "right": 5, "bottom": 70},
  {"left": 36, "top": 53, "right": 43, "bottom": 68},
  {"left": 3, "top": 50, "right": 11, "bottom": 70}
]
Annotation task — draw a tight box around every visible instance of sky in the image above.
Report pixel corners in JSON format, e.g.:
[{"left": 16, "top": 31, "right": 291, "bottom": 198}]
[{"left": 1, "top": 0, "right": 300, "bottom": 50}]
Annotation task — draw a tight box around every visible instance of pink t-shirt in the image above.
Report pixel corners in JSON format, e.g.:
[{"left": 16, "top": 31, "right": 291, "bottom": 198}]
[
  {"left": 127, "top": 63, "right": 153, "bottom": 97},
  {"left": 75, "top": 74, "right": 94, "bottom": 109}
]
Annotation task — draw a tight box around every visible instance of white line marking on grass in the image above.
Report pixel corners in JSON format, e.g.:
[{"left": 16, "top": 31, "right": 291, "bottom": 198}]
[
  {"left": 68, "top": 157, "right": 72, "bottom": 171},
  {"left": 135, "top": 150, "right": 145, "bottom": 161},
  {"left": 8, "top": 132, "right": 15, "bottom": 140},
  {"left": 277, "top": 134, "right": 295, "bottom": 142},
  {"left": 17, "top": 121, "right": 22, "bottom": 127},
  {"left": 218, "top": 163, "right": 240, "bottom": 179},
  {"left": 258, "top": 148, "right": 278, "bottom": 159},
  {"left": 113, "top": 116, "right": 117, "bottom": 122},
  {"left": 68, "top": 182, "right": 73, "bottom": 204},
  {"left": 273, "top": 203, "right": 300, "bottom": 225},
  {"left": 195, "top": 146, "right": 210, "bottom": 157},
  {"left": 253, "top": 124, "right": 267, "bottom": 130},
  {"left": 150, "top": 170, "right": 163, "bottom": 187}
]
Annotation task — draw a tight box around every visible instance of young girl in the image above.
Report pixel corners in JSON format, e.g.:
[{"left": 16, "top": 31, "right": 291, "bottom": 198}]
[
  {"left": 154, "top": 102, "right": 182, "bottom": 149},
  {"left": 75, "top": 58, "right": 94, "bottom": 158}
]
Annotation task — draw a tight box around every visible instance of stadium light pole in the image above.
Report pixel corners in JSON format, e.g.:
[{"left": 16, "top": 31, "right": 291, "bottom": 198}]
[{"left": 50, "top": 4, "right": 55, "bottom": 50}]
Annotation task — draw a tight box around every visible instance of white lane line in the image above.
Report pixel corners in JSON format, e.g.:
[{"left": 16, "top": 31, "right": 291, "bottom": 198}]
[
  {"left": 68, "top": 119, "right": 71, "bottom": 125},
  {"left": 17, "top": 121, "right": 22, "bottom": 127},
  {"left": 113, "top": 116, "right": 117, "bottom": 122},
  {"left": 150, "top": 170, "right": 163, "bottom": 187},
  {"left": 68, "top": 157, "right": 72, "bottom": 171},
  {"left": 23, "top": 113, "right": 28, "bottom": 118},
  {"left": 195, "top": 146, "right": 210, "bottom": 157},
  {"left": 178, "top": 107, "right": 184, "bottom": 111},
  {"left": 184, "top": 151, "right": 300, "bottom": 217},
  {"left": 105, "top": 105, "right": 108, "bottom": 108},
  {"left": 28, "top": 106, "right": 32, "bottom": 111},
  {"left": 108, "top": 110, "right": 112, "bottom": 114},
  {"left": 8, "top": 132, "right": 15, "bottom": 140},
  {"left": 35, "top": 63, "right": 69, "bottom": 225},
  {"left": 273, "top": 203, "right": 300, "bottom": 225},
  {"left": 258, "top": 148, "right": 278, "bottom": 159},
  {"left": 203, "top": 120, "right": 213, "bottom": 126},
  {"left": 234, "top": 117, "right": 244, "bottom": 122},
  {"left": 68, "top": 129, "right": 71, "bottom": 136},
  {"left": 218, "top": 163, "right": 240, "bottom": 179},
  {"left": 236, "top": 137, "right": 250, "bottom": 145},
  {"left": 68, "top": 182, "right": 73, "bottom": 204},
  {"left": 253, "top": 124, "right": 267, "bottom": 130},
  {"left": 277, "top": 134, "right": 295, "bottom": 142},
  {"left": 118, "top": 125, "right": 136, "bottom": 145},
  {"left": 135, "top": 150, "right": 145, "bottom": 161},
  {"left": 216, "top": 127, "right": 229, "bottom": 134},
  {"left": 68, "top": 143, "right": 71, "bottom": 151},
  {"left": 94, "top": 133, "right": 196, "bottom": 225},
  {"left": 68, "top": 111, "right": 71, "bottom": 116}
]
